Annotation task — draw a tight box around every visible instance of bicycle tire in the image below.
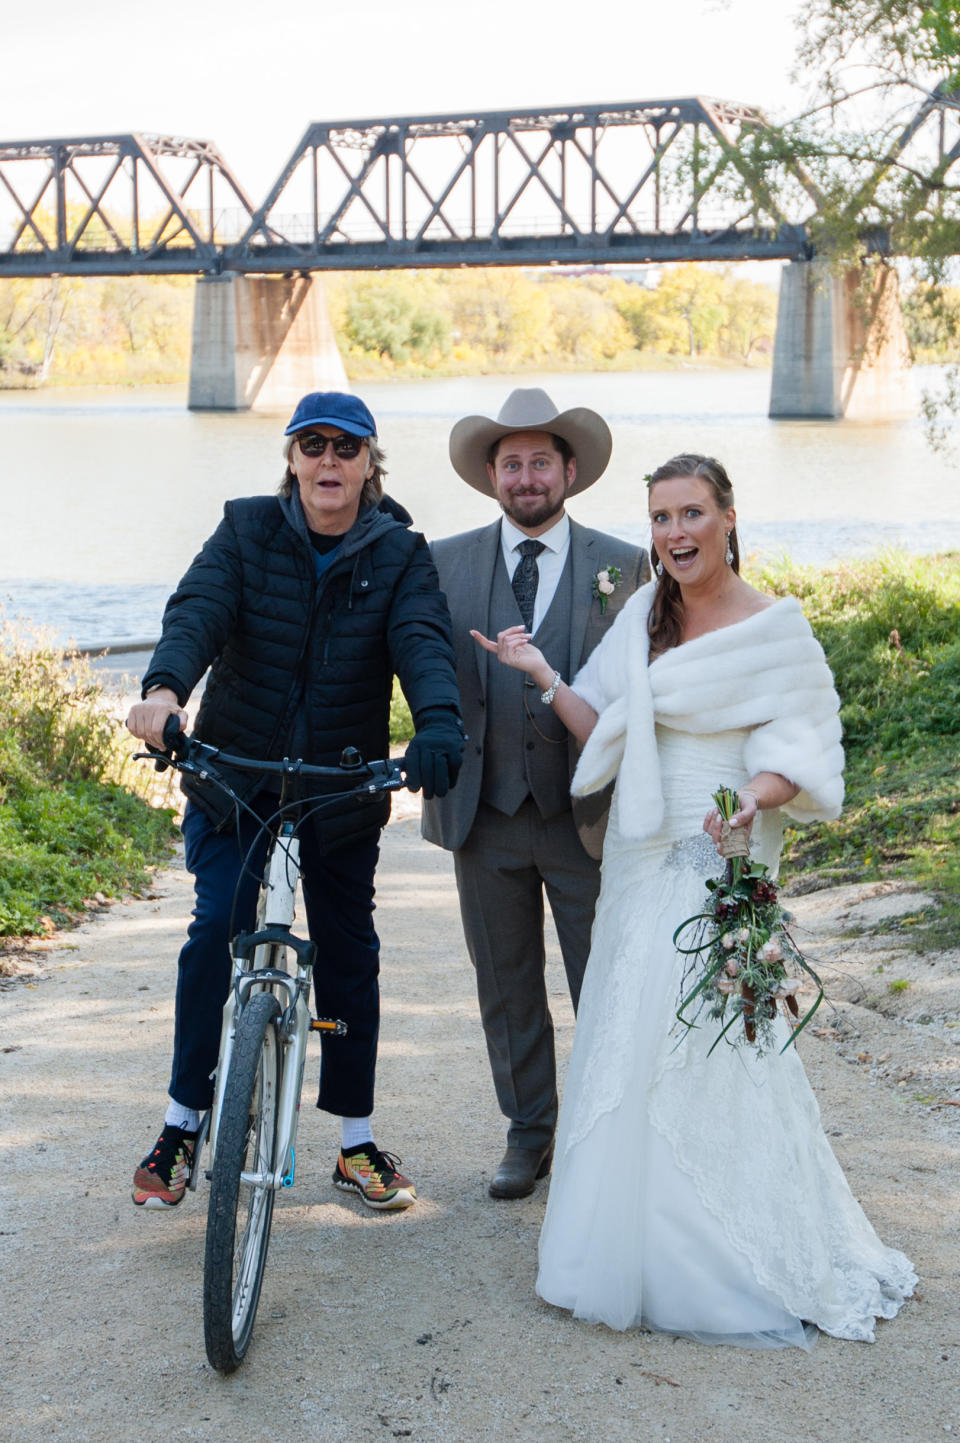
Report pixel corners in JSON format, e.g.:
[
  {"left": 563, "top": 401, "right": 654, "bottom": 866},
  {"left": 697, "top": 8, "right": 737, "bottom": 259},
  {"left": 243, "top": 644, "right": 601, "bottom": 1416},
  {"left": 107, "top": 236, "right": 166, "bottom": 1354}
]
[{"left": 203, "top": 990, "right": 282, "bottom": 1372}]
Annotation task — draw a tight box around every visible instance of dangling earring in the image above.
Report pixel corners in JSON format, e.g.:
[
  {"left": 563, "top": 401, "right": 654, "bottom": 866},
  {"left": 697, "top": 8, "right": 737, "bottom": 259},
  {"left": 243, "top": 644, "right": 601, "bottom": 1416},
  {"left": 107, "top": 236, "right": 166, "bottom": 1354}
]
[{"left": 724, "top": 533, "right": 734, "bottom": 566}]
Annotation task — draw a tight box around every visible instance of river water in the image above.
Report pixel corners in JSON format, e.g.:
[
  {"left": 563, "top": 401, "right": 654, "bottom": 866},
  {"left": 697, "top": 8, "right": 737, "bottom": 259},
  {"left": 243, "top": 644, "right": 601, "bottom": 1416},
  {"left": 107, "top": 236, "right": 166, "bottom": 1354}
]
[{"left": 1, "top": 367, "right": 958, "bottom": 651}]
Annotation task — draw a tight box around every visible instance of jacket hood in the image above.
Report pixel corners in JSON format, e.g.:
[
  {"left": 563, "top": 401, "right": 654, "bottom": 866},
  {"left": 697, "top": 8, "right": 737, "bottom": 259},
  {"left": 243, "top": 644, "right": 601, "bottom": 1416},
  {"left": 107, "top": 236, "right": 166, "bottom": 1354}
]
[
  {"left": 378, "top": 492, "right": 413, "bottom": 527},
  {"left": 278, "top": 488, "right": 413, "bottom": 560}
]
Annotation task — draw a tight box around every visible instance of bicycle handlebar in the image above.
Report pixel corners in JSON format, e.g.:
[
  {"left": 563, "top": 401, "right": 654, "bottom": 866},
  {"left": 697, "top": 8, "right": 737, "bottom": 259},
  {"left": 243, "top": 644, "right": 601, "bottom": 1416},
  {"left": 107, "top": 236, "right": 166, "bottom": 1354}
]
[{"left": 138, "top": 716, "right": 406, "bottom": 794}]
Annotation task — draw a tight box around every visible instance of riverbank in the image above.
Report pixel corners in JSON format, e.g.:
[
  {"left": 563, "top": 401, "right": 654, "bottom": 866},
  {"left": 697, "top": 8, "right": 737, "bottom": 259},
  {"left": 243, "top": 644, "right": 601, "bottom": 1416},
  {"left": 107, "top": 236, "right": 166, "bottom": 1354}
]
[
  {"left": 0, "top": 815, "right": 957, "bottom": 1442},
  {"left": 0, "top": 349, "right": 766, "bottom": 393}
]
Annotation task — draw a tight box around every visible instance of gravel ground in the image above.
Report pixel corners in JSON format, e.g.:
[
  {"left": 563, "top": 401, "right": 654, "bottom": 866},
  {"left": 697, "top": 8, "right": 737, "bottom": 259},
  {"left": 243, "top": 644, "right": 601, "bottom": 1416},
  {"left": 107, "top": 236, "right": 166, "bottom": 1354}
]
[{"left": 1, "top": 809, "right": 959, "bottom": 1443}]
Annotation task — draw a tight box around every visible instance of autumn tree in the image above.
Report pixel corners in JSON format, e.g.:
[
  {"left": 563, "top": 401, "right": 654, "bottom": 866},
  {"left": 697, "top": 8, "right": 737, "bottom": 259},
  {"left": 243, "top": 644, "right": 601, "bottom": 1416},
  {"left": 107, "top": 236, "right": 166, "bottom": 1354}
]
[
  {"left": 605, "top": 277, "right": 668, "bottom": 351},
  {"left": 545, "top": 281, "right": 632, "bottom": 361},
  {"left": 441, "top": 270, "right": 555, "bottom": 363},
  {"left": 0, "top": 276, "right": 82, "bottom": 381},
  {"left": 342, "top": 274, "right": 450, "bottom": 364},
  {"left": 696, "top": 5, "right": 960, "bottom": 427},
  {"left": 653, "top": 266, "right": 728, "bottom": 357},
  {"left": 902, "top": 280, "right": 960, "bottom": 358},
  {"left": 718, "top": 275, "right": 778, "bottom": 362}
]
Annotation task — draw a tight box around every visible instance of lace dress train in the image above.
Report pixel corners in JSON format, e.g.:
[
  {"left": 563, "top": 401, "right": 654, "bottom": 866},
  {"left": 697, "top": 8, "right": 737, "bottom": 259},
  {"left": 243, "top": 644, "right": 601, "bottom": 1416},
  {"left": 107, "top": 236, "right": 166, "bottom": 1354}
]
[{"left": 537, "top": 727, "right": 916, "bottom": 1348}]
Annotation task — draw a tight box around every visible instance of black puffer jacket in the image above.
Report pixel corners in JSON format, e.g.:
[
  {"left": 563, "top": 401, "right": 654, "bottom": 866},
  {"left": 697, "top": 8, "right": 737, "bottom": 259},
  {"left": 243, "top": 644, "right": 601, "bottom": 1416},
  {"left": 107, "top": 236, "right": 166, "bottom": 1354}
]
[{"left": 142, "top": 489, "right": 460, "bottom": 847}]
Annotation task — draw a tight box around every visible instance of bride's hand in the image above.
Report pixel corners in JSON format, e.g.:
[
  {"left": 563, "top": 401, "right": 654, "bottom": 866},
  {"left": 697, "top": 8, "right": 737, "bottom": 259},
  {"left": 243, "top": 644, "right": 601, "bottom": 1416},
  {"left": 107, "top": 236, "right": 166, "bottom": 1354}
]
[
  {"left": 471, "top": 625, "right": 547, "bottom": 677},
  {"left": 703, "top": 790, "right": 758, "bottom": 851}
]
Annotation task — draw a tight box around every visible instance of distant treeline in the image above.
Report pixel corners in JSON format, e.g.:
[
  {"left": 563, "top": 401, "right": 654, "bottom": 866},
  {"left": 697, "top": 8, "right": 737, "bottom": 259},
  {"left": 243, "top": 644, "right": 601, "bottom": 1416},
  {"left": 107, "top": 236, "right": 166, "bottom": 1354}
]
[
  {"left": 2, "top": 263, "right": 958, "bottom": 388},
  {"left": 325, "top": 266, "right": 778, "bottom": 375},
  {"left": 0, "top": 264, "right": 776, "bottom": 388}
]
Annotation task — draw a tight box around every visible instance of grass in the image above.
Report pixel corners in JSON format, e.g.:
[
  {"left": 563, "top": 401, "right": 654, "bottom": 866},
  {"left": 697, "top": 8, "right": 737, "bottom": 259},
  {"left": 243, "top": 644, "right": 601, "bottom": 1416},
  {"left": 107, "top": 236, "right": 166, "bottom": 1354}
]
[
  {"left": 753, "top": 552, "right": 960, "bottom": 948},
  {"left": 0, "top": 622, "right": 178, "bottom": 938}
]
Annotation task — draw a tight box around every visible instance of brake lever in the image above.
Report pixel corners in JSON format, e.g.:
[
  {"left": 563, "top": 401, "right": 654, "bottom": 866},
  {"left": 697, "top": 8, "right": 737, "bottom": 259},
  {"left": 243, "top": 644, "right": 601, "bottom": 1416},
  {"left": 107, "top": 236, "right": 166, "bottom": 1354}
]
[
  {"left": 377, "top": 759, "right": 407, "bottom": 791},
  {"left": 133, "top": 746, "right": 175, "bottom": 773}
]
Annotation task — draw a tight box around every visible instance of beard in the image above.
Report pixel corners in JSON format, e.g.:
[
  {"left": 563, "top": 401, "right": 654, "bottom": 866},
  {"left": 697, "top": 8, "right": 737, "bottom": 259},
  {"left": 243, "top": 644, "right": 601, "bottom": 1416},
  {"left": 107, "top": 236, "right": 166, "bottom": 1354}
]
[{"left": 501, "top": 490, "right": 565, "bottom": 530}]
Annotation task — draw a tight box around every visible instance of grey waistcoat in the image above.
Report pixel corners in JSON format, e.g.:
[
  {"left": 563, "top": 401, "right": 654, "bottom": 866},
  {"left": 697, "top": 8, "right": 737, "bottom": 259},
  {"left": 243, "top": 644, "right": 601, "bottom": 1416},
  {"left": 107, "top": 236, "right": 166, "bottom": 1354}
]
[{"left": 479, "top": 551, "right": 573, "bottom": 819}]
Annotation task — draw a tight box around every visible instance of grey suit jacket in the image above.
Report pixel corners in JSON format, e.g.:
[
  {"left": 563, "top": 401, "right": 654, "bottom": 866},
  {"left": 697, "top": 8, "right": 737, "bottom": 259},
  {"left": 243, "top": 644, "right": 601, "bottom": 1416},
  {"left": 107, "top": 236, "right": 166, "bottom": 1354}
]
[{"left": 421, "top": 517, "right": 649, "bottom": 859}]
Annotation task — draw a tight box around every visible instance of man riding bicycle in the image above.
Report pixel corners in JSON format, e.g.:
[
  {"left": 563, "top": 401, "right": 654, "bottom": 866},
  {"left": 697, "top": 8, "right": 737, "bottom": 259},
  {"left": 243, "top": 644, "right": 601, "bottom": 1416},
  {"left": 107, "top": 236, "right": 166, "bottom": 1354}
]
[{"left": 126, "top": 391, "right": 464, "bottom": 1212}]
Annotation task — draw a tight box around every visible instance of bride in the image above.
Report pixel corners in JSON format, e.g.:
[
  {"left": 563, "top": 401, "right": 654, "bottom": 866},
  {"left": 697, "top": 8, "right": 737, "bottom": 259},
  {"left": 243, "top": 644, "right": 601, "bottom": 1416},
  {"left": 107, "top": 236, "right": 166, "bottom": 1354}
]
[{"left": 471, "top": 452, "right": 915, "bottom": 1348}]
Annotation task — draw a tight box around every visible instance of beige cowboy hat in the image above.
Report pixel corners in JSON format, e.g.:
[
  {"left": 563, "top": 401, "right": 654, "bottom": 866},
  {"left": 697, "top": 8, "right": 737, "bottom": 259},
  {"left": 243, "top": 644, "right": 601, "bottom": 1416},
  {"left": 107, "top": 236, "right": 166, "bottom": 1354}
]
[{"left": 449, "top": 387, "right": 613, "bottom": 497}]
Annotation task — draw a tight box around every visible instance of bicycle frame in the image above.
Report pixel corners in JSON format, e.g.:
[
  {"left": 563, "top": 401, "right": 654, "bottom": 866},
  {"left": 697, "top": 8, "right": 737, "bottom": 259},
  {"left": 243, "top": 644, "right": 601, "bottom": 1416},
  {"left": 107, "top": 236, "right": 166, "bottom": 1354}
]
[{"left": 206, "top": 822, "right": 317, "bottom": 1191}]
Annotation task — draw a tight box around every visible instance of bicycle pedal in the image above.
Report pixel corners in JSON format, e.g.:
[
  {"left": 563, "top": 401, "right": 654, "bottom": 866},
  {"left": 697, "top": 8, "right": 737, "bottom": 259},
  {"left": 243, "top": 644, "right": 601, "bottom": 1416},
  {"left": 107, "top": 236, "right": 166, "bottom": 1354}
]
[{"left": 309, "top": 1017, "right": 348, "bottom": 1035}]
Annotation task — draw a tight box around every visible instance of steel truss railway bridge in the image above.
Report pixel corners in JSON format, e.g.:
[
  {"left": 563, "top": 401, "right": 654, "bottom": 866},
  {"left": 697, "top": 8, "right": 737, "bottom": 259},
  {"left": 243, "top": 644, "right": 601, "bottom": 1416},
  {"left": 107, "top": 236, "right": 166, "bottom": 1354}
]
[{"left": 1, "top": 93, "right": 956, "bottom": 415}]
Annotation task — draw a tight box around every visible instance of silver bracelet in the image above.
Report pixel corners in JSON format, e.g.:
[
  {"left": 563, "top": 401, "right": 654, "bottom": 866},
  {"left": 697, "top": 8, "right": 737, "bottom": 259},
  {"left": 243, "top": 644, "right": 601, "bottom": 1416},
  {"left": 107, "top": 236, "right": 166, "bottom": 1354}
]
[{"left": 540, "top": 670, "right": 562, "bottom": 705}]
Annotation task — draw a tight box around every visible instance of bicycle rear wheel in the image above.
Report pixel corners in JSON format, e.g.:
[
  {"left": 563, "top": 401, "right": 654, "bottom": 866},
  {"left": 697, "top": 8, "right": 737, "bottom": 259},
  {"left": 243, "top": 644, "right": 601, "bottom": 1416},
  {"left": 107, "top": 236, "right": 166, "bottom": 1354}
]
[{"left": 203, "top": 990, "right": 282, "bottom": 1372}]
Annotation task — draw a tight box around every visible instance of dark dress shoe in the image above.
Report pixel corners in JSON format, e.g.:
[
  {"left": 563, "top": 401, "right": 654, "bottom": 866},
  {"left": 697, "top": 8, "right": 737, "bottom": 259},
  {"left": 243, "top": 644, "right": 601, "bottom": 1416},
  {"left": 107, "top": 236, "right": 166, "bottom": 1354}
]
[{"left": 488, "top": 1144, "right": 554, "bottom": 1200}]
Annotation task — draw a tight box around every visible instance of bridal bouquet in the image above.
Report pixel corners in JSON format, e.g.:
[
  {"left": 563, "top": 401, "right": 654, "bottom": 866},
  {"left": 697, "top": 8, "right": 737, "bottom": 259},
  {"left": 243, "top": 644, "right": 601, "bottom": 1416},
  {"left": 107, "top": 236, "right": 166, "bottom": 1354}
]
[{"left": 673, "top": 785, "right": 823, "bottom": 1056}]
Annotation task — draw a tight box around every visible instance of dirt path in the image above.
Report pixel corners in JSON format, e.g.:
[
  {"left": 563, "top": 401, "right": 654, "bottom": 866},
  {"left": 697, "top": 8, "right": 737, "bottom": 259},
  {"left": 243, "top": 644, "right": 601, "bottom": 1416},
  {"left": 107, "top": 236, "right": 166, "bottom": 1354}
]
[{"left": 1, "top": 811, "right": 958, "bottom": 1443}]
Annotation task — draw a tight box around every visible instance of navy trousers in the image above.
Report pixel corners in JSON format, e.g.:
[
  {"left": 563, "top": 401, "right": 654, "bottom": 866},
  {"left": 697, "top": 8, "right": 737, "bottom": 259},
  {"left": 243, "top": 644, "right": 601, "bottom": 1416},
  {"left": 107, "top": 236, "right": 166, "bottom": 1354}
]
[{"left": 170, "top": 798, "right": 381, "bottom": 1117}]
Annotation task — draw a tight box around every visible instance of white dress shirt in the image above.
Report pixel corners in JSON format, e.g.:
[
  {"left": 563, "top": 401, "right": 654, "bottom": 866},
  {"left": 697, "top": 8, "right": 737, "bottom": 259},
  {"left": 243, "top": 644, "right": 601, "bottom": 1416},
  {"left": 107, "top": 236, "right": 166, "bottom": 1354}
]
[{"left": 499, "top": 513, "right": 571, "bottom": 635}]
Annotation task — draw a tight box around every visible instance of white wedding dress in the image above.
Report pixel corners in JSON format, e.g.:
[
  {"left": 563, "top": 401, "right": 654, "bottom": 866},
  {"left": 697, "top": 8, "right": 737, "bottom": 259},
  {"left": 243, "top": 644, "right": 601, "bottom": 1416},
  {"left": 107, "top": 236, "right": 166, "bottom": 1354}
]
[{"left": 537, "top": 723, "right": 916, "bottom": 1348}]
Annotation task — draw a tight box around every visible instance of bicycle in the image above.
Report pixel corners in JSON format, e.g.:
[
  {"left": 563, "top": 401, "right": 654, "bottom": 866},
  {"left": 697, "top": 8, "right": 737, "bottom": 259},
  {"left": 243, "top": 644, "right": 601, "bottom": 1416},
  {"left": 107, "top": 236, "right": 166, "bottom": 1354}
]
[{"left": 139, "top": 720, "right": 406, "bottom": 1373}]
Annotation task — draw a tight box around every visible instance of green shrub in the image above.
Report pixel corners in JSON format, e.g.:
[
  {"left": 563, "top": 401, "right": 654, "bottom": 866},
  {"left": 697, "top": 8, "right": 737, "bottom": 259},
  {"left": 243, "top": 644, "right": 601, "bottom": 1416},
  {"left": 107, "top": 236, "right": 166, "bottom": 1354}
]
[
  {"left": 0, "top": 622, "right": 177, "bottom": 936},
  {"left": 752, "top": 553, "right": 960, "bottom": 944}
]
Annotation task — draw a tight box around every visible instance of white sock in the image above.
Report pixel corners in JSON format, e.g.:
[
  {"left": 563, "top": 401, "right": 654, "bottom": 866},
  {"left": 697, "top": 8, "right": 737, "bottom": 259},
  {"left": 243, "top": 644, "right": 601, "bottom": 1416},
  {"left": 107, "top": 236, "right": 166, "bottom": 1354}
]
[
  {"left": 165, "top": 1101, "right": 201, "bottom": 1133},
  {"left": 341, "top": 1116, "right": 374, "bottom": 1151}
]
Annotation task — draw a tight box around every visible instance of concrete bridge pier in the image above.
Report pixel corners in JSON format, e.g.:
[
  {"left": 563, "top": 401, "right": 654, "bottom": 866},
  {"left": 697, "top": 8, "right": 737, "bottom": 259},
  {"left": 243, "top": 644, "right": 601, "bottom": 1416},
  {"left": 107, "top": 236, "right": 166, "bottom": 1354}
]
[
  {"left": 769, "top": 260, "right": 916, "bottom": 420},
  {"left": 188, "top": 273, "right": 348, "bottom": 411}
]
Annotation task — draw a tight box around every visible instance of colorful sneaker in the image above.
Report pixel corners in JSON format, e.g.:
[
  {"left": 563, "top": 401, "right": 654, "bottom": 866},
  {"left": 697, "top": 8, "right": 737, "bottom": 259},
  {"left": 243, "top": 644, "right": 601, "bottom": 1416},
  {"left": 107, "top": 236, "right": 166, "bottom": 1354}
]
[
  {"left": 332, "top": 1143, "right": 417, "bottom": 1211},
  {"left": 132, "top": 1124, "right": 197, "bottom": 1208}
]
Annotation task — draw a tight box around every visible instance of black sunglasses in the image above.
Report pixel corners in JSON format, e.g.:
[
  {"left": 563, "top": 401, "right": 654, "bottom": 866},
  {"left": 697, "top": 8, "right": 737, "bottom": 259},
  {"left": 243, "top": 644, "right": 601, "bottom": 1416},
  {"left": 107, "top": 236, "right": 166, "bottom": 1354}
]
[{"left": 296, "top": 432, "right": 366, "bottom": 460}]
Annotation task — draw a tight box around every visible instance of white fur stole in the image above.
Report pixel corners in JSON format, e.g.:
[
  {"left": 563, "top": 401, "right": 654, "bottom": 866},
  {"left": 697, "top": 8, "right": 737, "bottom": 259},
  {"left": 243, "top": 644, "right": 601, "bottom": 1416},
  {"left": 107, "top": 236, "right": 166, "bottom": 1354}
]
[{"left": 570, "top": 581, "right": 844, "bottom": 841}]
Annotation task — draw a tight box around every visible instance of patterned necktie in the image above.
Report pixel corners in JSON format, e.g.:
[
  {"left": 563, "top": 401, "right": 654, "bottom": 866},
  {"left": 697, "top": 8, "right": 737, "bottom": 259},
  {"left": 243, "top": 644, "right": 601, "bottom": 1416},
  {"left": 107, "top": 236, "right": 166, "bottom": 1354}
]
[{"left": 512, "top": 539, "right": 545, "bottom": 633}]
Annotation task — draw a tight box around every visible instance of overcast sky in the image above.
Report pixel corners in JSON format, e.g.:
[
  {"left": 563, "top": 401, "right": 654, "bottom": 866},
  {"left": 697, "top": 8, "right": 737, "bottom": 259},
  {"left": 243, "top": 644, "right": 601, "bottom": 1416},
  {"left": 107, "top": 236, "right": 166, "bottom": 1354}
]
[{"left": 3, "top": 0, "right": 807, "bottom": 201}]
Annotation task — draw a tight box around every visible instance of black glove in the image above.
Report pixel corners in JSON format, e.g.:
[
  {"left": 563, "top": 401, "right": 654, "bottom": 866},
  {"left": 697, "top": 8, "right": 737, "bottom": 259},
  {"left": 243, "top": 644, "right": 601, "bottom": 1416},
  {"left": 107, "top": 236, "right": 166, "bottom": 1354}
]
[{"left": 404, "top": 708, "right": 465, "bottom": 800}]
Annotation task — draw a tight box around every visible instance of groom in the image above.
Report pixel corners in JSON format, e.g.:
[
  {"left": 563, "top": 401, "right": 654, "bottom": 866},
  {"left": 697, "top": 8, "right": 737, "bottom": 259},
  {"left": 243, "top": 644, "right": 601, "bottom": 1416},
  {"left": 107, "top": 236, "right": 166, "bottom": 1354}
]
[{"left": 422, "top": 389, "right": 648, "bottom": 1198}]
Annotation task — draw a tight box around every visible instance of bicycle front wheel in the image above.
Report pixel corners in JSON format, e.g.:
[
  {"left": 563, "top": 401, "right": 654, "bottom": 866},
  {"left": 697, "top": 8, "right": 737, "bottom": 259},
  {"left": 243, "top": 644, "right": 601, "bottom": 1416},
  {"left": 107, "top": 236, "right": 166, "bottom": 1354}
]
[{"left": 203, "top": 990, "right": 282, "bottom": 1372}]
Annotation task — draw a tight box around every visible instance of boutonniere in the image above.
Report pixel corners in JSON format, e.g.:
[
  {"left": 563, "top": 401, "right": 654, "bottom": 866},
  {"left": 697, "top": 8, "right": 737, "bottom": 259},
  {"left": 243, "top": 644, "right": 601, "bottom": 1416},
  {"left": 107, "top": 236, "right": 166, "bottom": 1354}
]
[{"left": 591, "top": 565, "right": 622, "bottom": 614}]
